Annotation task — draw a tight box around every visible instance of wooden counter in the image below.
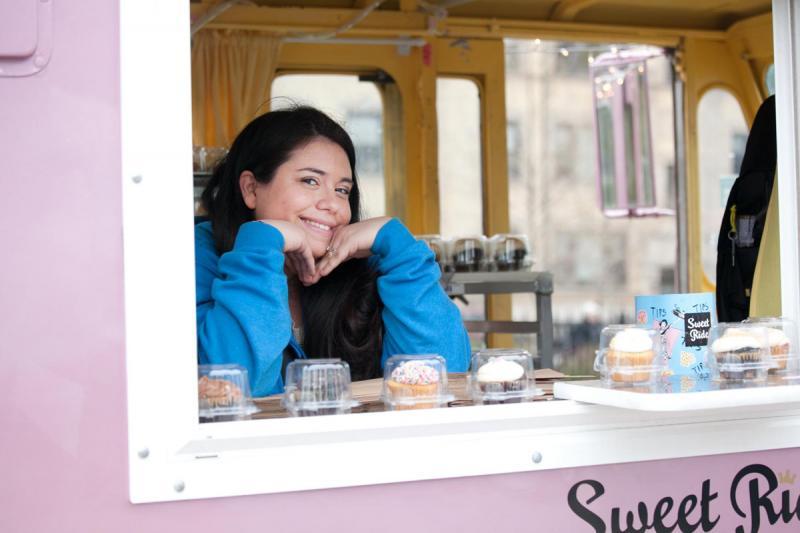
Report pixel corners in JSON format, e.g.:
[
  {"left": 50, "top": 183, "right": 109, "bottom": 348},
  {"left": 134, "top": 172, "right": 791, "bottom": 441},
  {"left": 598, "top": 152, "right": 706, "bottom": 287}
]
[{"left": 251, "top": 369, "right": 576, "bottom": 420}]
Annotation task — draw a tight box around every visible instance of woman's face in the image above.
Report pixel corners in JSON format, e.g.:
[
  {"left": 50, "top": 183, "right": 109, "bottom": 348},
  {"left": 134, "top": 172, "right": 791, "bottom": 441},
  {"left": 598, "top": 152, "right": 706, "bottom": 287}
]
[{"left": 244, "top": 137, "right": 353, "bottom": 258}]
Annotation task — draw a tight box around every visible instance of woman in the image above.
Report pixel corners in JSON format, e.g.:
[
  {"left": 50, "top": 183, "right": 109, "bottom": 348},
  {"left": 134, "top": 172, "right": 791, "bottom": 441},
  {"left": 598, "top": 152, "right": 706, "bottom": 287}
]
[{"left": 196, "top": 106, "right": 470, "bottom": 397}]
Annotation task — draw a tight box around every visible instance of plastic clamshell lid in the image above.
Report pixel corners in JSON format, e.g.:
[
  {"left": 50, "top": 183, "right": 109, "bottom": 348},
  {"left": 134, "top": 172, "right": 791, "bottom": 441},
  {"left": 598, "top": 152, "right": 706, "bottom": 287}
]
[
  {"left": 743, "top": 316, "right": 800, "bottom": 379},
  {"left": 198, "top": 364, "right": 259, "bottom": 419},
  {"left": 282, "top": 359, "right": 359, "bottom": 416},
  {"left": 592, "top": 325, "right": 664, "bottom": 385},
  {"left": 449, "top": 235, "right": 488, "bottom": 270},
  {"left": 192, "top": 145, "right": 229, "bottom": 172},
  {"left": 381, "top": 354, "right": 453, "bottom": 409},
  {"left": 706, "top": 323, "right": 776, "bottom": 382},
  {"left": 488, "top": 233, "right": 532, "bottom": 270},
  {"left": 468, "top": 348, "right": 538, "bottom": 403}
]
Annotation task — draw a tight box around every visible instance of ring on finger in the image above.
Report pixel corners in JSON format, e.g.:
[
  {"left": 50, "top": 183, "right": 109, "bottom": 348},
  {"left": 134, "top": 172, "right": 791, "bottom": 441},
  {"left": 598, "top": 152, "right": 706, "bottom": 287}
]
[{"left": 326, "top": 244, "right": 337, "bottom": 257}]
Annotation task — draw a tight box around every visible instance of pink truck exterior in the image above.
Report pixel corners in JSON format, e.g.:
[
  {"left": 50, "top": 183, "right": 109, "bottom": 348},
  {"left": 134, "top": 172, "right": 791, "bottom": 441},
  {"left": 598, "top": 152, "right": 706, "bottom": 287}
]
[{"left": 3, "top": 1, "right": 800, "bottom": 532}]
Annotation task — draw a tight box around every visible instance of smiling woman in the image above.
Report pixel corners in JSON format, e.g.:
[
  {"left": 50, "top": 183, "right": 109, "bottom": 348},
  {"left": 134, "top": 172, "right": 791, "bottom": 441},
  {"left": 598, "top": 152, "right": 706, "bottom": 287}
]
[{"left": 195, "top": 106, "right": 470, "bottom": 397}]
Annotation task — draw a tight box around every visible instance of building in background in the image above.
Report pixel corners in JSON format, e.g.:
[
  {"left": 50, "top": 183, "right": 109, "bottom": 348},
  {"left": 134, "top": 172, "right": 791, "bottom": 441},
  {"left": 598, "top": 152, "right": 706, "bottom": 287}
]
[{"left": 269, "top": 39, "right": 750, "bottom": 373}]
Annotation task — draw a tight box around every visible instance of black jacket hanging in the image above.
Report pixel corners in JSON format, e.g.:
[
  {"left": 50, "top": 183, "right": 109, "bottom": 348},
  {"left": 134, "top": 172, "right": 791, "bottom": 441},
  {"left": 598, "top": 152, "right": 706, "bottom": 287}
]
[{"left": 715, "top": 95, "right": 776, "bottom": 322}]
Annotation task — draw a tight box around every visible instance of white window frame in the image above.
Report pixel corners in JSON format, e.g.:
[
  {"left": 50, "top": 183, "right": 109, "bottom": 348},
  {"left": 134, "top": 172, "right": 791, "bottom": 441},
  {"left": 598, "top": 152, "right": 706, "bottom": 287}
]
[
  {"left": 122, "top": 0, "right": 800, "bottom": 503},
  {"left": 774, "top": 0, "right": 800, "bottom": 324}
]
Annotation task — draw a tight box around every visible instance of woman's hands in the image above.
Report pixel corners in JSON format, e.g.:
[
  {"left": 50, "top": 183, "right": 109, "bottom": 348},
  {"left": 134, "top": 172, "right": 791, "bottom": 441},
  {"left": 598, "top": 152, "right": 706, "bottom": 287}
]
[
  {"left": 259, "top": 220, "right": 317, "bottom": 285},
  {"left": 261, "top": 216, "right": 391, "bottom": 285},
  {"left": 312, "top": 216, "right": 391, "bottom": 281}
]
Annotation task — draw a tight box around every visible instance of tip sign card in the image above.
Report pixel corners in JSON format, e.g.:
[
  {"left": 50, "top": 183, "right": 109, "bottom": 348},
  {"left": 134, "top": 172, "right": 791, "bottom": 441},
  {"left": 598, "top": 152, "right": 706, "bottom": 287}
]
[{"left": 635, "top": 293, "right": 716, "bottom": 377}]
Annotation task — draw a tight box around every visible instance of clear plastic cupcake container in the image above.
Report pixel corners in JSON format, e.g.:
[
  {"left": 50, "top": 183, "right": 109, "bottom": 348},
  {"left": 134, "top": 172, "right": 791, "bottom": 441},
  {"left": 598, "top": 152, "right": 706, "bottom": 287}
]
[
  {"left": 488, "top": 234, "right": 532, "bottom": 271},
  {"left": 449, "top": 236, "right": 488, "bottom": 272},
  {"left": 192, "top": 146, "right": 228, "bottom": 172},
  {"left": 417, "top": 234, "right": 449, "bottom": 271},
  {"left": 282, "top": 359, "right": 359, "bottom": 417},
  {"left": 743, "top": 317, "right": 799, "bottom": 379},
  {"left": 198, "top": 364, "right": 259, "bottom": 420},
  {"left": 192, "top": 146, "right": 205, "bottom": 172},
  {"left": 468, "top": 348, "right": 537, "bottom": 404},
  {"left": 381, "top": 354, "right": 454, "bottom": 410},
  {"left": 593, "top": 325, "right": 663, "bottom": 386},
  {"left": 707, "top": 323, "right": 775, "bottom": 384}
]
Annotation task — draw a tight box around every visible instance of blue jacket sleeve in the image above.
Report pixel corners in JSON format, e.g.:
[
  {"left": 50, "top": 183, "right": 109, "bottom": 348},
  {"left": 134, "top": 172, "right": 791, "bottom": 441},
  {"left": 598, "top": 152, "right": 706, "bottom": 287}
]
[
  {"left": 195, "top": 221, "right": 291, "bottom": 397},
  {"left": 370, "top": 218, "right": 470, "bottom": 371}
]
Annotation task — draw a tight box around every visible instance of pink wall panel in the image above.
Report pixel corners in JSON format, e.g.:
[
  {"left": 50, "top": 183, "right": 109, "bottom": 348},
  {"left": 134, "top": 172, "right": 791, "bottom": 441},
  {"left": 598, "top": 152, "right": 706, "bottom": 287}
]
[
  {"left": 2, "top": 1, "right": 800, "bottom": 532},
  {"left": 0, "top": 0, "right": 128, "bottom": 530}
]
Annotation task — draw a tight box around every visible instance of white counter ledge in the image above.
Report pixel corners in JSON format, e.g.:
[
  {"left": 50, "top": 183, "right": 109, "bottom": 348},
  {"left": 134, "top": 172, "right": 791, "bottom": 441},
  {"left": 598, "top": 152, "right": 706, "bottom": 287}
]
[{"left": 137, "top": 396, "right": 800, "bottom": 502}]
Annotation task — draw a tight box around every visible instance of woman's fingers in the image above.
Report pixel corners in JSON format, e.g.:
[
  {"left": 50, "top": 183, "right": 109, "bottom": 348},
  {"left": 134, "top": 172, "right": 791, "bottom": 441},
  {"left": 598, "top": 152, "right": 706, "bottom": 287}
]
[
  {"left": 316, "top": 237, "right": 352, "bottom": 278},
  {"left": 288, "top": 250, "right": 313, "bottom": 286},
  {"left": 311, "top": 217, "right": 389, "bottom": 281},
  {"left": 314, "top": 241, "right": 336, "bottom": 278},
  {"left": 284, "top": 249, "right": 304, "bottom": 285},
  {"left": 299, "top": 243, "right": 316, "bottom": 284},
  {"left": 286, "top": 254, "right": 306, "bottom": 286},
  {"left": 285, "top": 253, "right": 298, "bottom": 277}
]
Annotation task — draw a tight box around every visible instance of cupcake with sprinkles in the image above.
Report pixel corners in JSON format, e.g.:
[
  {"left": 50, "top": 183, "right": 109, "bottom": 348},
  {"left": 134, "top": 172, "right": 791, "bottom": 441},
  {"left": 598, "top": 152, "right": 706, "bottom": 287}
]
[{"left": 382, "top": 355, "right": 452, "bottom": 410}]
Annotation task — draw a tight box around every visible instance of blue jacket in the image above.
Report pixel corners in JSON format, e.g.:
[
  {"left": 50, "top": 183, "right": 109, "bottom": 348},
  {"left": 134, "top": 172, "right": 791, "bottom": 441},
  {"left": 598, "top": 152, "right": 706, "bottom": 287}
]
[{"left": 195, "top": 218, "right": 470, "bottom": 396}]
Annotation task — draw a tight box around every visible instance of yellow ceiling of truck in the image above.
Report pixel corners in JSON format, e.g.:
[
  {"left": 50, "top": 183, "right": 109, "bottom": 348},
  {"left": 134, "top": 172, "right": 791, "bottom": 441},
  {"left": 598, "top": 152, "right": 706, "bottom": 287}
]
[{"left": 192, "top": 0, "right": 771, "bottom": 32}]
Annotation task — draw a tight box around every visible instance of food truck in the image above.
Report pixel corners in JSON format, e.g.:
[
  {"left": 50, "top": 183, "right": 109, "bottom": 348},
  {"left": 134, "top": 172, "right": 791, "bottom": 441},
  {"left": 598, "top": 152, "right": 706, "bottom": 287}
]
[{"left": 4, "top": 0, "right": 800, "bottom": 531}]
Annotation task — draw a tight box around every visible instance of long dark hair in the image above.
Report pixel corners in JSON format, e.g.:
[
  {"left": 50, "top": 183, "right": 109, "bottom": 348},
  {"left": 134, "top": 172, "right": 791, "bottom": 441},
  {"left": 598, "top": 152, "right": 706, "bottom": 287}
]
[{"left": 201, "top": 106, "right": 383, "bottom": 380}]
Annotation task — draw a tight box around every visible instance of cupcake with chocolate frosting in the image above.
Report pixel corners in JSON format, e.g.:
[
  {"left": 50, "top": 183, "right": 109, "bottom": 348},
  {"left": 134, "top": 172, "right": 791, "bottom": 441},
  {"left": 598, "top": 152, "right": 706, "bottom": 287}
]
[
  {"left": 491, "top": 234, "right": 530, "bottom": 271},
  {"left": 451, "top": 236, "right": 485, "bottom": 272}
]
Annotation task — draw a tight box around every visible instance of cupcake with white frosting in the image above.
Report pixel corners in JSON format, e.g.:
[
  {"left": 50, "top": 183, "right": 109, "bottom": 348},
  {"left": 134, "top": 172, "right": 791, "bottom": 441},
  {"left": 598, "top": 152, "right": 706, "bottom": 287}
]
[
  {"left": 765, "top": 327, "right": 791, "bottom": 371},
  {"left": 478, "top": 358, "right": 525, "bottom": 392},
  {"left": 741, "top": 317, "right": 799, "bottom": 378},
  {"left": 469, "top": 349, "right": 537, "bottom": 404},
  {"left": 606, "top": 328, "right": 657, "bottom": 383},
  {"left": 710, "top": 323, "right": 778, "bottom": 382}
]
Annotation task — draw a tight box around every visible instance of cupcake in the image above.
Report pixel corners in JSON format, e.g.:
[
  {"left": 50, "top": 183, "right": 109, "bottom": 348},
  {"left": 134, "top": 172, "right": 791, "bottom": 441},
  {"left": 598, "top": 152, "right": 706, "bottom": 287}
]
[
  {"left": 606, "top": 328, "right": 656, "bottom": 383},
  {"left": 765, "top": 327, "right": 791, "bottom": 371},
  {"left": 197, "top": 364, "right": 259, "bottom": 420},
  {"left": 491, "top": 235, "right": 529, "bottom": 271},
  {"left": 740, "top": 318, "right": 799, "bottom": 377},
  {"left": 710, "top": 330, "right": 765, "bottom": 381},
  {"left": 469, "top": 349, "right": 536, "bottom": 404},
  {"left": 451, "top": 237, "right": 485, "bottom": 272},
  {"left": 386, "top": 360, "right": 442, "bottom": 410},
  {"left": 476, "top": 357, "right": 527, "bottom": 402},
  {"left": 283, "top": 359, "right": 357, "bottom": 417},
  {"left": 198, "top": 375, "right": 242, "bottom": 409}
]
